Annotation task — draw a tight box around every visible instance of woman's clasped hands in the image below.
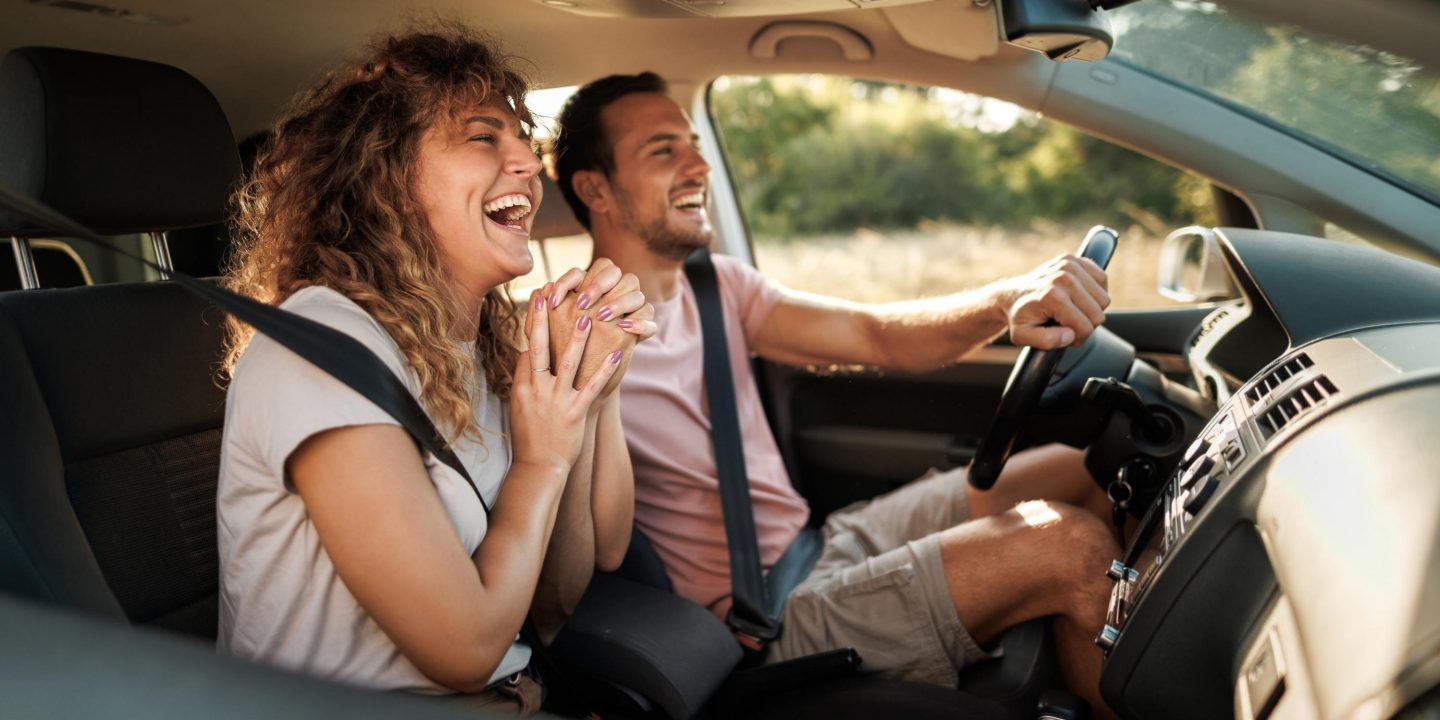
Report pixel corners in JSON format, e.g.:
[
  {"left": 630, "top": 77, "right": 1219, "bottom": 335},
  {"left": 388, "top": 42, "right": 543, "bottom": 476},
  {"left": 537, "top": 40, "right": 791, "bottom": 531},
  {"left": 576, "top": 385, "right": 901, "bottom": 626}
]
[{"left": 509, "top": 259, "right": 655, "bottom": 477}]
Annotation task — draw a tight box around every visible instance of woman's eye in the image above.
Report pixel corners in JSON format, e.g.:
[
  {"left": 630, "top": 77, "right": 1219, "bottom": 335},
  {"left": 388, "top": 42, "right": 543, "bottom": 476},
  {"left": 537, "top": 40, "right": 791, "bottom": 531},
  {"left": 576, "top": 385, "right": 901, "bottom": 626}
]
[{"left": 468, "top": 134, "right": 498, "bottom": 145}]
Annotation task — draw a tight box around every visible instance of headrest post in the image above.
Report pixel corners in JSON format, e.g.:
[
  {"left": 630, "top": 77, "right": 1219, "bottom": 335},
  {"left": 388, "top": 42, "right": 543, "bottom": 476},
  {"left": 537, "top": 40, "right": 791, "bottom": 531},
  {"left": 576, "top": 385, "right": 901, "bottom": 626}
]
[
  {"left": 9, "top": 236, "right": 40, "bottom": 289},
  {"left": 148, "top": 231, "right": 174, "bottom": 277}
]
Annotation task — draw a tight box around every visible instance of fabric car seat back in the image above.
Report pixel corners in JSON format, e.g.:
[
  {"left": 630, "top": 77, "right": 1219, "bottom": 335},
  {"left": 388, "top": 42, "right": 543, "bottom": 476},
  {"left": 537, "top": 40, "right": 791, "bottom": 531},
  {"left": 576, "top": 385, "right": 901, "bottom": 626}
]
[{"left": 0, "top": 46, "right": 240, "bottom": 639}]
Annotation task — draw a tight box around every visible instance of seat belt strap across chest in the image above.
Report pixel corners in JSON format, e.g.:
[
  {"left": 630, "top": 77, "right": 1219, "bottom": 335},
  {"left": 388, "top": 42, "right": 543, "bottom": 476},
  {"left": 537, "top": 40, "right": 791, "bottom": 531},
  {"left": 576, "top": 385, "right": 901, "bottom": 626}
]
[
  {"left": 683, "top": 248, "right": 780, "bottom": 647},
  {"left": 0, "top": 183, "right": 489, "bottom": 514}
]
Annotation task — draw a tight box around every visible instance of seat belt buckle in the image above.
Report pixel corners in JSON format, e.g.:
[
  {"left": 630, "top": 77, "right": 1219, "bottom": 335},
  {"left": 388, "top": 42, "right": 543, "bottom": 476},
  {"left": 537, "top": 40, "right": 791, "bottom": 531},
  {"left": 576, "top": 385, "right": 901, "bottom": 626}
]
[
  {"left": 726, "top": 608, "right": 781, "bottom": 651},
  {"left": 733, "top": 630, "right": 767, "bottom": 652}
]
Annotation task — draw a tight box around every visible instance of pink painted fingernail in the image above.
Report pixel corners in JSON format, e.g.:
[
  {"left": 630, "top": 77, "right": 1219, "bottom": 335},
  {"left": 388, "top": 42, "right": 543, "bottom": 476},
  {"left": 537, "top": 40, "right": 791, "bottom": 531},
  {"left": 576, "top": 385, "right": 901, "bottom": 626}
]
[
  {"left": 577, "top": 294, "right": 592, "bottom": 310},
  {"left": 534, "top": 294, "right": 544, "bottom": 311},
  {"left": 609, "top": 350, "right": 622, "bottom": 364},
  {"left": 577, "top": 315, "right": 590, "bottom": 332},
  {"left": 596, "top": 307, "right": 613, "bottom": 321},
  {"left": 548, "top": 294, "right": 559, "bottom": 310},
  {"left": 618, "top": 320, "right": 634, "bottom": 330}
]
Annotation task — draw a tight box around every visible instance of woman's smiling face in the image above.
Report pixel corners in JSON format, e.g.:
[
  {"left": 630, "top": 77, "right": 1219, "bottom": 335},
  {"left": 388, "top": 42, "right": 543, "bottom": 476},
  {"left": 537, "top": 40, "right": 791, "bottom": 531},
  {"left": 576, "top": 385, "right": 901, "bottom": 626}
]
[{"left": 414, "top": 101, "right": 544, "bottom": 300}]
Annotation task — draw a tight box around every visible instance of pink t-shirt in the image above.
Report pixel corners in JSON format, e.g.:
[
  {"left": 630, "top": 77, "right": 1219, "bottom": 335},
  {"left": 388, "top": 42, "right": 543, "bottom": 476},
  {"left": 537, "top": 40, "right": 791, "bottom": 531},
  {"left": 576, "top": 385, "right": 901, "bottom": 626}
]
[{"left": 619, "top": 254, "right": 811, "bottom": 618}]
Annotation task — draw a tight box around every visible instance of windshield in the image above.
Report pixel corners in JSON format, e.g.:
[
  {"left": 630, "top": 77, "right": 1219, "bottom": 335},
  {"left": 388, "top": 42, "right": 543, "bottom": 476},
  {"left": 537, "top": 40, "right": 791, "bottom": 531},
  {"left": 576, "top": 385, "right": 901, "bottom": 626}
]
[{"left": 1110, "top": 1, "right": 1440, "bottom": 204}]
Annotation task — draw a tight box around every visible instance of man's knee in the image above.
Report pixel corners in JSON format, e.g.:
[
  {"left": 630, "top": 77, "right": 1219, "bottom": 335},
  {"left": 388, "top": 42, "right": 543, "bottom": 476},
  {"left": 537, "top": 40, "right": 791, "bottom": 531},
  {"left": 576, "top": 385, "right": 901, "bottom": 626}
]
[{"left": 1013, "top": 501, "right": 1119, "bottom": 608}]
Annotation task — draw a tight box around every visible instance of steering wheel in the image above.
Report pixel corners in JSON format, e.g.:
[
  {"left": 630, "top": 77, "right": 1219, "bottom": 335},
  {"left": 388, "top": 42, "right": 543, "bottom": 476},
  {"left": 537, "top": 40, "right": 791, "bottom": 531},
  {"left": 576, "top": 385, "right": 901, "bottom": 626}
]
[{"left": 968, "top": 226, "right": 1119, "bottom": 490}]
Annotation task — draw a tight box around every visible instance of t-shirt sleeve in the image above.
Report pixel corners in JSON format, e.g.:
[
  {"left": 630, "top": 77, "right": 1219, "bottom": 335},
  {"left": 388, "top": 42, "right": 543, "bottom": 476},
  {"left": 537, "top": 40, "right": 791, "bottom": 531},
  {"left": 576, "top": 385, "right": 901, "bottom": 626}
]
[
  {"left": 711, "top": 253, "right": 785, "bottom": 344},
  {"left": 227, "top": 293, "right": 416, "bottom": 491}
]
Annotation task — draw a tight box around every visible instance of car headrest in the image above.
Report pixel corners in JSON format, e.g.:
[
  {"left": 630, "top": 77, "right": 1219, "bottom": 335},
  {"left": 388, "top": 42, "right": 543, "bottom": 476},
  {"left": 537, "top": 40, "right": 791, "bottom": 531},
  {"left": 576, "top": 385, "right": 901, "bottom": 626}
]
[
  {"left": 533, "top": 171, "right": 586, "bottom": 241},
  {"left": 0, "top": 47, "right": 240, "bottom": 237}
]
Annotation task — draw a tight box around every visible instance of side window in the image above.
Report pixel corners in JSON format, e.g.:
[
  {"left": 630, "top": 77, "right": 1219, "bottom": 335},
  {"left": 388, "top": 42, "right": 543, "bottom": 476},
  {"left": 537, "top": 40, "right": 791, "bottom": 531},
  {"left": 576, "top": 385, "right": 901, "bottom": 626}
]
[
  {"left": 512, "top": 84, "right": 588, "bottom": 298},
  {"left": 707, "top": 75, "right": 1218, "bottom": 308}
]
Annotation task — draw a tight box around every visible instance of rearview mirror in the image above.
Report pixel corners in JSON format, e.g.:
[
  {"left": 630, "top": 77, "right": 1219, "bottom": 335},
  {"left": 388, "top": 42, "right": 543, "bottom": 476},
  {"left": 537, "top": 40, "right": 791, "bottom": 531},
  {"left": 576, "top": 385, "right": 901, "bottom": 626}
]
[
  {"left": 1000, "top": 0, "right": 1122, "bottom": 62},
  {"left": 1157, "top": 226, "right": 1236, "bottom": 302}
]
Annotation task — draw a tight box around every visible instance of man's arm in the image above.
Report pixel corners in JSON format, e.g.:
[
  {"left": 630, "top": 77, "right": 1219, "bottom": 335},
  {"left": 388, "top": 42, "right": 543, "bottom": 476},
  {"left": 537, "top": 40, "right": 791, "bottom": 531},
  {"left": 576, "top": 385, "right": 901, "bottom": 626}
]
[{"left": 751, "top": 253, "right": 1110, "bottom": 373}]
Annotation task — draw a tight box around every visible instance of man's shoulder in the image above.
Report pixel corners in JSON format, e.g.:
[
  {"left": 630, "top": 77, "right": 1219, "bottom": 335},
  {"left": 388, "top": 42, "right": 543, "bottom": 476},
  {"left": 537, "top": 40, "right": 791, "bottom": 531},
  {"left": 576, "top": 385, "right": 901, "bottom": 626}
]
[{"left": 708, "top": 252, "right": 771, "bottom": 299}]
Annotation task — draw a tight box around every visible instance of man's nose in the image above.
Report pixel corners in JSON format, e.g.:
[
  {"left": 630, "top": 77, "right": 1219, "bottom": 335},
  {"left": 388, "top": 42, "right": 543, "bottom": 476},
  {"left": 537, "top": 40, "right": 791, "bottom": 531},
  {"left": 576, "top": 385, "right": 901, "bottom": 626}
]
[{"left": 681, "top": 145, "right": 711, "bottom": 178}]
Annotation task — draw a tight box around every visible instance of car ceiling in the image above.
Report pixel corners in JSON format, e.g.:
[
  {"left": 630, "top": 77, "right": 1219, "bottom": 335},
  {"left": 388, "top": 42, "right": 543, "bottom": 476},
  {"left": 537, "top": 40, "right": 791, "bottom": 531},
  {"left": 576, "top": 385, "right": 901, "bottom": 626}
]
[{"left": 6, "top": 0, "right": 1438, "bottom": 141}]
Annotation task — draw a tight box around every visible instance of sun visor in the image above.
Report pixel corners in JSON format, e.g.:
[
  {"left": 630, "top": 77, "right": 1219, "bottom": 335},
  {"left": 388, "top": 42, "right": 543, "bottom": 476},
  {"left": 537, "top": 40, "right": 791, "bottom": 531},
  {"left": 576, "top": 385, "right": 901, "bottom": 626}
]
[{"left": 883, "top": 0, "right": 1002, "bottom": 62}]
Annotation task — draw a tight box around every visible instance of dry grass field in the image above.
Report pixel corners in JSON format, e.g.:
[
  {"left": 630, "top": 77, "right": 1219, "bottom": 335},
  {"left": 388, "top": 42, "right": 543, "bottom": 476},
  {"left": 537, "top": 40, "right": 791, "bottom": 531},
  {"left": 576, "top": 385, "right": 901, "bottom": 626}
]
[{"left": 517, "top": 221, "right": 1186, "bottom": 310}]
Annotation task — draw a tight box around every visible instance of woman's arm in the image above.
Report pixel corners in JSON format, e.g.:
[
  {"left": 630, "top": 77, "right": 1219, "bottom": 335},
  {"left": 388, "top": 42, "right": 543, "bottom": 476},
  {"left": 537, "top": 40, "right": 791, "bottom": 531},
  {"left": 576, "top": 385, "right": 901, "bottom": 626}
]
[
  {"left": 590, "top": 394, "right": 635, "bottom": 572},
  {"left": 290, "top": 291, "right": 618, "bottom": 693},
  {"left": 530, "top": 405, "right": 600, "bottom": 645},
  {"left": 290, "top": 423, "right": 567, "bottom": 693}
]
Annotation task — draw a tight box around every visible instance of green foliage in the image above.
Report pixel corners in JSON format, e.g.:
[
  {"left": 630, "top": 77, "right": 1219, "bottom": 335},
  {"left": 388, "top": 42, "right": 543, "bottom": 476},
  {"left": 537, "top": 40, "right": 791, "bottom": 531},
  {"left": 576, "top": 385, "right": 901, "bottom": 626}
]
[
  {"left": 710, "top": 76, "right": 1209, "bottom": 238},
  {"left": 1111, "top": 0, "right": 1440, "bottom": 203}
]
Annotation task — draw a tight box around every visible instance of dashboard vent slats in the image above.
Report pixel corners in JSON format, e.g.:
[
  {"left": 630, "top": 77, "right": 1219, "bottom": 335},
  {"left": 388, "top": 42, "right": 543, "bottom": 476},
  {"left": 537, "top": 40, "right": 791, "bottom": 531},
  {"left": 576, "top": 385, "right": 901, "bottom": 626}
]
[
  {"left": 1260, "top": 374, "right": 1339, "bottom": 438},
  {"left": 1246, "top": 353, "right": 1314, "bottom": 405}
]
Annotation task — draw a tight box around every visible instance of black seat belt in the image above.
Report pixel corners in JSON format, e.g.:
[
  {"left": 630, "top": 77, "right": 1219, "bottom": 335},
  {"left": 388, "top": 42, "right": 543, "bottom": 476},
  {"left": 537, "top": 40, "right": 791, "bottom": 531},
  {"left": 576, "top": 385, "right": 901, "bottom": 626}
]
[
  {"left": 684, "top": 248, "right": 826, "bottom": 651},
  {"left": 0, "top": 183, "right": 489, "bottom": 513},
  {"left": 684, "top": 249, "right": 776, "bottom": 648}
]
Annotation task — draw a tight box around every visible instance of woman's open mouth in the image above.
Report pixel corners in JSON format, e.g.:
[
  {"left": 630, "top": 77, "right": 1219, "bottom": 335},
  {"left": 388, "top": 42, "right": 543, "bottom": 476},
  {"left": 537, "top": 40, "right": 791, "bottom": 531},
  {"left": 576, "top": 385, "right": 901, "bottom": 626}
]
[{"left": 482, "top": 193, "right": 533, "bottom": 235}]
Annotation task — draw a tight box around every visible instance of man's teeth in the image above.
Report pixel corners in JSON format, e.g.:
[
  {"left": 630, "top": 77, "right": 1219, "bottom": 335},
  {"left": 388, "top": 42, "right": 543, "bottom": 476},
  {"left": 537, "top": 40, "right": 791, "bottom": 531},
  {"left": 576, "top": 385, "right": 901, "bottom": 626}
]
[{"left": 672, "top": 192, "right": 705, "bottom": 209}]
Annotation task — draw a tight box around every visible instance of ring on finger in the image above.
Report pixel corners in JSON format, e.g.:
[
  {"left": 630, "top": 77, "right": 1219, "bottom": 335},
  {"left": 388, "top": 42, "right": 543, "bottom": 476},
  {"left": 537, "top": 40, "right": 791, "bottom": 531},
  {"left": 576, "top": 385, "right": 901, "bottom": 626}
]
[{"left": 533, "top": 367, "right": 550, "bottom": 373}]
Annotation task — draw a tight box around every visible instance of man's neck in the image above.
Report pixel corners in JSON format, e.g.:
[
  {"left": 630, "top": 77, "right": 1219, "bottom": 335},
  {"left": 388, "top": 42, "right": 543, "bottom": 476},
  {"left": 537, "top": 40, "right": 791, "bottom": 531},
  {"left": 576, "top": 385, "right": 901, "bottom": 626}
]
[{"left": 591, "top": 227, "right": 686, "bottom": 304}]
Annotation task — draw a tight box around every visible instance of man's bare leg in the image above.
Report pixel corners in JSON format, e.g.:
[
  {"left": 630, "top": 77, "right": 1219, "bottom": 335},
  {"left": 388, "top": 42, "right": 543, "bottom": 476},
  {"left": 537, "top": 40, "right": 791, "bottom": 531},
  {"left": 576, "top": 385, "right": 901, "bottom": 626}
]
[
  {"left": 967, "top": 444, "right": 1113, "bottom": 522},
  {"left": 938, "top": 500, "right": 1120, "bottom": 719}
]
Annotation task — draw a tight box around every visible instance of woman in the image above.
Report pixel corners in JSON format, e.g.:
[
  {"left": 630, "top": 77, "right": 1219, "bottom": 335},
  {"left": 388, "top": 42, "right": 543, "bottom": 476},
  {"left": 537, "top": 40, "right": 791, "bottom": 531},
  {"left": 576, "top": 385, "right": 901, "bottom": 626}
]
[{"left": 216, "top": 26, "right": 651, "bottom": 712}]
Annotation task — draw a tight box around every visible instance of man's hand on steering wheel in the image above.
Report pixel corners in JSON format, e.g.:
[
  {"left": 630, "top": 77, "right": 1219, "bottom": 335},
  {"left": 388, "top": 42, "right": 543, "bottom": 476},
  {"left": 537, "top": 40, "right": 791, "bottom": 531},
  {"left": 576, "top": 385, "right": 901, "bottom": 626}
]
[
  {"left": 968, "top": 227, "right": 1121, "bottom": 490},
  {"left": 1003, "top": 253, "right": 1111, "bottom": 350}
]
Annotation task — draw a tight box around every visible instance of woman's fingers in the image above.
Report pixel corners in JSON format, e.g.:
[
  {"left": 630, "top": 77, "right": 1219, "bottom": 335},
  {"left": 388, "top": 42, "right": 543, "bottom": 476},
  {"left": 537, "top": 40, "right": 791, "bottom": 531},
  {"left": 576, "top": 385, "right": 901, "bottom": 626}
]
[
  {"left": 576, "top": 345, "right": 623, "bottom": 406},
  {"left": 594, "top": 289, "right": 646, "bottom": 322},
  {"left": 618, "top": 319, "right": 657, "bottom": 341},
  {"left": 550, "top": 268, "right": 587, "bottom": 308},
  {"left": 556, "top": 311, "right": 592, "bottom": 389},
  {"left": 528, "top": 289, "right": 552, "bottom": 373},
  {"left": 616, "top": 301, "right": 656, "bottom": 340},
  {"left": 523, "top": 288, "right": 538, "bottom": 339},
  {"left": 576, "top": 262, "right": 622, "bottom": 312}
]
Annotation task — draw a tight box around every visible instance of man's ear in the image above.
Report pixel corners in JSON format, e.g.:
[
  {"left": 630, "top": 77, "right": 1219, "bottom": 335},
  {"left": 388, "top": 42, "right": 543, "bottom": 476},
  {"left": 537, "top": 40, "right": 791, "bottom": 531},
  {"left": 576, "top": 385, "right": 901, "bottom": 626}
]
[{"left": 571, "top": 170, "right": 611, "bottom": 216}]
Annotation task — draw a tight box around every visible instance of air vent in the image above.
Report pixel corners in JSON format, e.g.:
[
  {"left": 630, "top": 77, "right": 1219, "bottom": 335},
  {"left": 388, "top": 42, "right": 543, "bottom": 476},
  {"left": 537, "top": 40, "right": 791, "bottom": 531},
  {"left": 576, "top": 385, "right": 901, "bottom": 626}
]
[
  {"left": 1246, "top": 353, "right": 1314, "bottom": 405},
  {"left": 1259, "top": 375, "right": 1338, "bottom": 438}
]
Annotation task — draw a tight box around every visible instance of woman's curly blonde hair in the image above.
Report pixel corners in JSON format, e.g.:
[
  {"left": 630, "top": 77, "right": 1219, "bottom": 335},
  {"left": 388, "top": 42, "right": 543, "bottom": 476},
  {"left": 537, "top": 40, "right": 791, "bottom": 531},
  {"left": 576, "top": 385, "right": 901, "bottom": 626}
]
[{"left": 223, "top": 24, "right": 533, "bottom": 442}]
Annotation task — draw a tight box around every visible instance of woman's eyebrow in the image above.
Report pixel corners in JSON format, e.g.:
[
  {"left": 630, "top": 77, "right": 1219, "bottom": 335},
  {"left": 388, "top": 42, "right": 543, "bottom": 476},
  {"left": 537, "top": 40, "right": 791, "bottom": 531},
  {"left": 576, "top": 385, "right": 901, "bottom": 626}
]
[
  {"left": 461, "top": 114, "right": 529, "bottom": 140},
  {"left": 460, "top": 115, "right": 506, "bottom": 131}
]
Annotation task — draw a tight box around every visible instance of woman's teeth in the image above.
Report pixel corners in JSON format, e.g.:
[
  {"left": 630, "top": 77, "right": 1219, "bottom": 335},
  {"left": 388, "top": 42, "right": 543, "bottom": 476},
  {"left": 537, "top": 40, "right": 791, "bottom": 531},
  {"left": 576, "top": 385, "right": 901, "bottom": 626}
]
[{"left": 483, "top": 194, "right": 532, "bottom": 225}]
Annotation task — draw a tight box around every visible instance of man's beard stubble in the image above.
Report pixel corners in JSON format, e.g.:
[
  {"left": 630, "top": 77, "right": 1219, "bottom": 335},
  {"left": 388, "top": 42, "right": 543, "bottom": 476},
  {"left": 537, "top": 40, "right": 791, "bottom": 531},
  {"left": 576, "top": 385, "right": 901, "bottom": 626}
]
[{"left": 616, "top": 188, "right": 713, "bottom": 261}]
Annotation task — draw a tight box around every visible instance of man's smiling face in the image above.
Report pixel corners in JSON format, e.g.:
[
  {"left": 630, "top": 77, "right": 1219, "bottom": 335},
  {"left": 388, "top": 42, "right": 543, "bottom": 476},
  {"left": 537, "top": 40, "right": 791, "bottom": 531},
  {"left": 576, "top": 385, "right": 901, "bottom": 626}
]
[{"left": 600, "top": 92, "right": 714, "bottom": 260}]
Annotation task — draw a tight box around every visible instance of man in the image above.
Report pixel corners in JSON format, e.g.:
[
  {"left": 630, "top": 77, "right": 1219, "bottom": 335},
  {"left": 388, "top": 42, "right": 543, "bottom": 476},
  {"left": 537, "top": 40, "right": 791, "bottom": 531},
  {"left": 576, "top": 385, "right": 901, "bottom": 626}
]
[{"left": 548, "top": 72, "right": 1120, "bottom": 716}]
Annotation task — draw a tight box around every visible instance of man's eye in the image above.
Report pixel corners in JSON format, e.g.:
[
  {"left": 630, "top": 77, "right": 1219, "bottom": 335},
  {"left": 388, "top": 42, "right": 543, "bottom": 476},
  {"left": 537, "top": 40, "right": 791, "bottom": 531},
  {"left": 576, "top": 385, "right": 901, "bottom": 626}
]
[{"left": 653, "top": 146, "right": 673, "bottom": 156}]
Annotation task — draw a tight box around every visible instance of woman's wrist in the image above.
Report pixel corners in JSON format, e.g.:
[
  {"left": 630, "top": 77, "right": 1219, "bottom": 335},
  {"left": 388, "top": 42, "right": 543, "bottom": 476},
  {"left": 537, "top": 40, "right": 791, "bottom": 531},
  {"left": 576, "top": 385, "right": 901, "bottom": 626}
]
[{"left": 510, "top": 456, "right": 571, "bottom": 486}]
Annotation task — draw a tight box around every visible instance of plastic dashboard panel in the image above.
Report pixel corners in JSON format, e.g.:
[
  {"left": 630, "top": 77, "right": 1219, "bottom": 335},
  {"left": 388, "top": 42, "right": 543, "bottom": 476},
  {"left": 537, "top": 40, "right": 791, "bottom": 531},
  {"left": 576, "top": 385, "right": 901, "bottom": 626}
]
[{"left": 1093, "top": 229, "right": 1440, "bottom": 719}]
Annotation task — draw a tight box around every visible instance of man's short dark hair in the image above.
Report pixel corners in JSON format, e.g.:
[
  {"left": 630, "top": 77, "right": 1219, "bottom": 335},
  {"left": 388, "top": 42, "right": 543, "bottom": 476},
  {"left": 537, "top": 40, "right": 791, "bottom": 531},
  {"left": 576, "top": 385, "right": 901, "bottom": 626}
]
[{"left": 551, "top": 72, "right": 668, "bottom": 230}]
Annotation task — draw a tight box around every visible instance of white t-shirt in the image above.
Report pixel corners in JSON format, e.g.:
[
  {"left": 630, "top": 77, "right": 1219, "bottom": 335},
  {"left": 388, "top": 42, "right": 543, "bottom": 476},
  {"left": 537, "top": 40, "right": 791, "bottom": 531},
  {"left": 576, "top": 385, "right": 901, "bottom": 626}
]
[{"left": 216, "top": 285, "right": 529, "bottom": 693}]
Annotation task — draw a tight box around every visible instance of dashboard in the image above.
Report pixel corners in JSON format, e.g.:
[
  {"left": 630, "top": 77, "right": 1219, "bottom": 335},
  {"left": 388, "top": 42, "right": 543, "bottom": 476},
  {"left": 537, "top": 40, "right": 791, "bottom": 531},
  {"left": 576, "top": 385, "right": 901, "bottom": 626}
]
[{"left": 1095, "top": 228, "right": 1440, "bottom": 719}]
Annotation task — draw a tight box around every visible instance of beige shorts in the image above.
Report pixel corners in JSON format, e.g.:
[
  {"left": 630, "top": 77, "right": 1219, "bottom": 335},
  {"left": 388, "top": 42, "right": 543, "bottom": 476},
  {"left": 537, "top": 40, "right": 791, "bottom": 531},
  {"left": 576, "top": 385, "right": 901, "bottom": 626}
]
[{"left": 768, "top": 467, "right": 1000, "bottom": 686}]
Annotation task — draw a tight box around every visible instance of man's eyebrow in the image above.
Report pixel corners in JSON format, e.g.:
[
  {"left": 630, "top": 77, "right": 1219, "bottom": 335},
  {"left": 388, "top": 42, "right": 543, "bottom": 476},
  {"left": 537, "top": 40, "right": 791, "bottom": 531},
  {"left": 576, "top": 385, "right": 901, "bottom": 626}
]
[{"left": 640, "top": 131, "right": 700, "bottom": 148}]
